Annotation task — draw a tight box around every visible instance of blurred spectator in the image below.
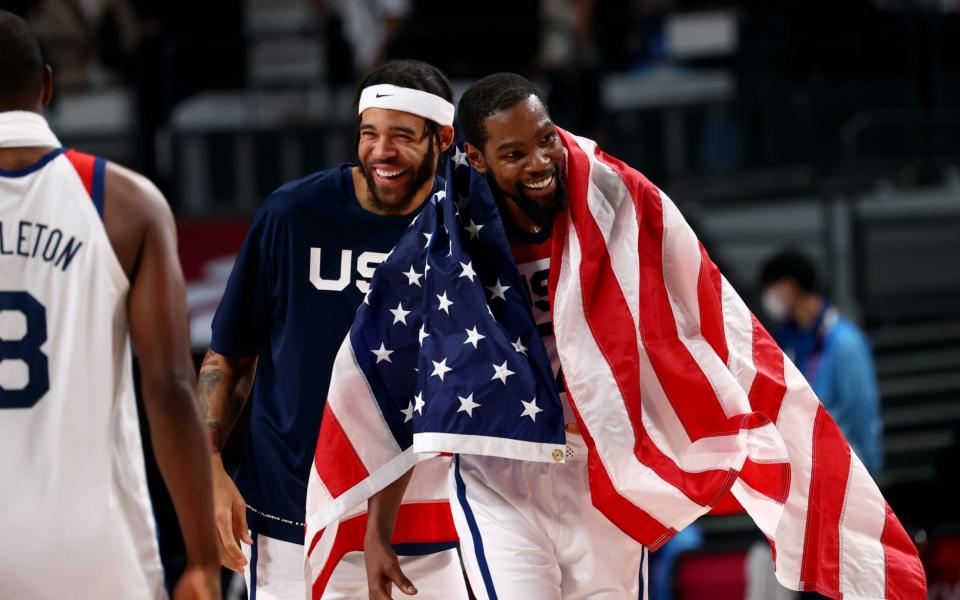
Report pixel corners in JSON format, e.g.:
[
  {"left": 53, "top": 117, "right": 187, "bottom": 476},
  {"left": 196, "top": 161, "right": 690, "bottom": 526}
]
[
  {"left": 316, "top": 0, "right": 411, "bottom": 81},
  {"left": 12, "top": 0, "right": 139, "bottom": 90},
  {"left": 759, "top": 250, "right": 884, "bottom": 475}
]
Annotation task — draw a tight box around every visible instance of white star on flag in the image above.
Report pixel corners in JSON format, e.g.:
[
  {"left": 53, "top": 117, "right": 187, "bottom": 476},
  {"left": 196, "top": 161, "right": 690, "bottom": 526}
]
[
  {"left": 413, "top": 391, "right": 425, "bottom": 415},
  {"left": 403, "top": 266, "right": 423, "bottom": 287},
  {"left": 512, "top": 336, "right": 529, "bottom": 356},
  {"left": 491, "top": 360, "right": 515, "bottom": 384},
  {"left": 463, "top": 326, "right": 486, "bottom": 349},
  {"left": 371, "top": 343, "right": 393, "bottom": 364},
  {"left": 423, "top": 232, "right": 432, "bottom": 247},
  {"left": 408, "top": 213, "right": 420, "bottom": 228},
  {"left": 418, "top": 325, "right": 430, "bottom": 346},
  {"left": 436, "top": 291, "right": 454, "bottom": 314},
  {"left": 400, "top": 400, "right": 414, "bottom": 422},
  {"left": 457, "top": 393, "right": 481, "bottom": 417},
  {"left": 434, "top": 189, "right": 447, "bottom": 201},
  {"left": 452, "top": 146, "right": 469, "bottom": 168},
  {"left": 458, "top": 261, "right": 477, "bottom": 282},
  {"left": 431, "top": 358, "right": 452, "bottom": 381},
  {"left": 389, "top": 301, "right": 411, "bottom": 325},
  {"left": 487, "top": 279, "right": 510, "bottom": 301},
  {"left": 520, "top": 398, "right": 543, "bottom": 422},
  {"left": 464, "top": 219, "right": 484, "bottom": 240}
]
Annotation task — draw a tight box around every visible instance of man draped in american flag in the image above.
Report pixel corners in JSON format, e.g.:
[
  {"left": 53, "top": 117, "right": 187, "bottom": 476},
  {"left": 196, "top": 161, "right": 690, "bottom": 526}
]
[{"left": 306, "top": 73, "right": 927, "bottom": 600}]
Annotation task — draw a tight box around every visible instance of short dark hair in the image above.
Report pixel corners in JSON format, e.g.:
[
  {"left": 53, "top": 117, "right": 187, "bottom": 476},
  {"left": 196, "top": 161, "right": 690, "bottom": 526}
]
[
  {"left": 0, "top": 10, "right": 44, "bottom": 111},
  {"left": 458, "top": 73, "right": 544, "bottom": 150},
  {"left": 353, "top": 59, "right": 453, "bottom": 163},
  {"left": 759, "top": 250, "right": 818, "bottom": 292}
]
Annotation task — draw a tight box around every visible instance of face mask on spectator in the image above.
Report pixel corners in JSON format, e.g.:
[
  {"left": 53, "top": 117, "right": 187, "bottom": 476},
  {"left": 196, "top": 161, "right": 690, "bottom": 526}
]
[{"left": 762, "top": 288, "right": 791, "bottom": 322}]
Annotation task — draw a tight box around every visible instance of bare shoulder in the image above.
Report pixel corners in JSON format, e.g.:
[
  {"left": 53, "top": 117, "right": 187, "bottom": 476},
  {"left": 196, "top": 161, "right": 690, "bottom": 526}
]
[
  {"left": 102, "top": 161, "right": 177, "bottom": 278},
  {"left": 104, "top": 161, "right": 173, "bottom": 224}
]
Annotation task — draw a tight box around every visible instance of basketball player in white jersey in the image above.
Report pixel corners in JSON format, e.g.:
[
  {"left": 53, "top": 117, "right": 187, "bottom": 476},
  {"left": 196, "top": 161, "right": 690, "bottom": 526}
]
[{"left": 0, "top": 11, "right": 220, "bottom": 599}]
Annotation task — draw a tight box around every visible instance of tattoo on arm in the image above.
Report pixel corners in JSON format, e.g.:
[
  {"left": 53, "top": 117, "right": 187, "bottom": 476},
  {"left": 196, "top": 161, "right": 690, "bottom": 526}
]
[
  {"left": 198, "top": 350, "right": 255, "bottom": 454},
  {"left": 197, "top": 369, "right": 224, "bottom": 404},
  {"left": 207, "top": 421, "right": 223, "bottom": 453}
]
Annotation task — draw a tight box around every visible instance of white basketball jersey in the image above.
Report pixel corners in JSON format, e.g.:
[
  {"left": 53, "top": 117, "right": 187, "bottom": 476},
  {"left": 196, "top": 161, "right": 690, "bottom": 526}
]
[{"left": 0, "top": 149, "right": 166, "bottom": 599}]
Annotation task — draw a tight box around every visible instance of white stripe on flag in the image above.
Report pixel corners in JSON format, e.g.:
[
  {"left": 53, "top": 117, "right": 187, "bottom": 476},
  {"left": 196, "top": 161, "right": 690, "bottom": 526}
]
[
  {"left": 414, "top": 432, "right": 564, "bottom": 463},
  {"left": 771, "top": 358, "right": 821, "bottom": 590},
  {"left": 838, "top": 457, "right": 887, "bottom": 597},
  {"left": 720, "top": 276, "right": 759, "bottom": 397},
  {"left": 731, "top": 478, "right": 784, "bottom": 540},
  {"left": 306, "top": 449, "right": 419, "bottom": 533}
]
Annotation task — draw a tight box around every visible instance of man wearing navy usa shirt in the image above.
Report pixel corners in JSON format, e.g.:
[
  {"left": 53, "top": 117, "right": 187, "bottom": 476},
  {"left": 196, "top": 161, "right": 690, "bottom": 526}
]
[{"left": 197, "top": 60, "right": 469, "bottom": 599}]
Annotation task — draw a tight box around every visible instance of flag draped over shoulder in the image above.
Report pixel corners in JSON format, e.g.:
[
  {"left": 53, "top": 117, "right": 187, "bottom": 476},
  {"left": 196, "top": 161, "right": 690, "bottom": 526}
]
[
  {"left": 551, "top": 129, "right": 925, "bottom": 598},
  {"left": 306, "top": 130, "right": 927, "bottom": 599}
]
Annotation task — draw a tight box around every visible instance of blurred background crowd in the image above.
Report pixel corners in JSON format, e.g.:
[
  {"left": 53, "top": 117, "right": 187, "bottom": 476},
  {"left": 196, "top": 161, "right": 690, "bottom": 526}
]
[{"left": 6, "top": 0, "right": 960, "bottom": 597}]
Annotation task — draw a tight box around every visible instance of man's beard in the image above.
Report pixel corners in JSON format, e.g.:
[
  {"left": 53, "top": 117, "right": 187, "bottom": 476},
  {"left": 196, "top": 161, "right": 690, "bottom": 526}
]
[
  {"left": 492, "top": 169, "right": 568, "bottom": 227},
  {"left": 359, "top": 142, "right": 436, "bottom": 215}
]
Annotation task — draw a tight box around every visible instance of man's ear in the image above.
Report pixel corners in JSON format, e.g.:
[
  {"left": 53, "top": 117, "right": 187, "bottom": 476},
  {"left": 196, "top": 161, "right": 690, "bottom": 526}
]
[
  {"left": 41, "top": 65, "right": 53, "bottom": 107},
  {"left": 464, "top": 142, "right": 487, "bottom": 173},
  {"left": 438, "top": 124, "right": 455, "bottom": 152}
]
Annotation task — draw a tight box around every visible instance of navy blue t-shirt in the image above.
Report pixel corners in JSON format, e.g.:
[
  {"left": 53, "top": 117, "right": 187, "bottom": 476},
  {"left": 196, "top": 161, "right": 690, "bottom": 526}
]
[{"left": 211, "top": 165, "right": 437, "bottom": 543}]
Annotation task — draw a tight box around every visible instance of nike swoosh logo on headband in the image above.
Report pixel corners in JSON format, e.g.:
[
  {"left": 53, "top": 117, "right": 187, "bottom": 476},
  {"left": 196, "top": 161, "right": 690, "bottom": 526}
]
[{"left": 376, "top": 93, "right": 393, "bottom": 98}]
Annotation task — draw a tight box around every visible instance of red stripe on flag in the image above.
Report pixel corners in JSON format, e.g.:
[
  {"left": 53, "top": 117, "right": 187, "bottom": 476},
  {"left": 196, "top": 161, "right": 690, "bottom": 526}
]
[
  {"left": 799, "top": 406, "right": 850, "bottom": 597},
  {"left": 311, "top": 502, "right": 458, "bottom": 600},
  {"left": 314, "top": 406, "right": 370, "bottom": 498},
  {"left": 739, "top": 457, "right": 791, "bottom": 504},
  {"left": 697, "top": 243, "right": 729, "bottom": 363},
  {"left": 557, "top": 131, "right": 736, "bottom": 508},
  {"left": 311, "top": 517, "right": 364, "bottom": 600},
  {"left": 880, "top": 502, "right": 928, "bottom": 600},
  {"left": 748, "top": 316, "right": 789, "bottom": 424}
]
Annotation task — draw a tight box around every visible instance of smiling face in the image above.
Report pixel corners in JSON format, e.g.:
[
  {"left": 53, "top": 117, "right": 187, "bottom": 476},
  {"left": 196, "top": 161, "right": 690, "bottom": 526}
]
[
  {"left": 464, "top": 95, "right": 567, "bottom": 230},
  {"left": 356, "top": 107, "right": 441, "bottom": 215}
]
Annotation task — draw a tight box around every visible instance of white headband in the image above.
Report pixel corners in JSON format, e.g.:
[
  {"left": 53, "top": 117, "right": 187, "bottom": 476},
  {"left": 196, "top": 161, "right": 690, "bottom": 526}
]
[{"left": 358, "top": 84, "right": 454, "bottom": 127}]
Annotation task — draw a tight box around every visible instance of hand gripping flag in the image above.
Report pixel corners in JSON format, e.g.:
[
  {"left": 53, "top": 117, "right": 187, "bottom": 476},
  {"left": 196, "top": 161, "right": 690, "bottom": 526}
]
[{"left": 307, "top": 131, "right": 927, "bottom": 599}]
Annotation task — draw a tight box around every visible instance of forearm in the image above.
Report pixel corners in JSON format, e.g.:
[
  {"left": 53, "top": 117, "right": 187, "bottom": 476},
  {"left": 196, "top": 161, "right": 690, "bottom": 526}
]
[
  {"left": 197, "top": 350, "right": 254, "bottom": 454},
  {"left": 365, "top": 467, "right": 415, "bottom": 547},
  {"left": 141, "top": 372, "right": 219, "bottom": 566}
]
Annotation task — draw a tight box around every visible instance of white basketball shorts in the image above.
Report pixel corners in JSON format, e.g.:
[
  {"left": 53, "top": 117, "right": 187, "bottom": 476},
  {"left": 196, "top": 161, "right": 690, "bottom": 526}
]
[{"left": 449, "top": 432, "right": 648, "bottom": 600}]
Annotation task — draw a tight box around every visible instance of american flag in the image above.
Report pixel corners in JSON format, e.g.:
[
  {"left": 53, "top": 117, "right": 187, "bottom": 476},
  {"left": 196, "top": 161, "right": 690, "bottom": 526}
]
[{"left": 306, "top": 130, "right": 926, "bottom": 599}]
